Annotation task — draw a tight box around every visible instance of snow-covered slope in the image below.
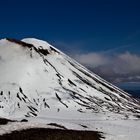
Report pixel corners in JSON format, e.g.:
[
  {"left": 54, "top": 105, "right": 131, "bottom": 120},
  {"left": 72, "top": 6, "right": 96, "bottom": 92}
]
[
  {"left": 0, "top": 38, "right": 140, "bottom": 139},
  {"left": 0, "top": 38, "right": 140, "bottom": 119}
]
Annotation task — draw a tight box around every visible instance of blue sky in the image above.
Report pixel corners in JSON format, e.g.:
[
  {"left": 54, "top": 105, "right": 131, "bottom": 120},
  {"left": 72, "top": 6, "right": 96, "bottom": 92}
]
[
  {"left": 0, "top": 0, "right": 140, "bottom": 53},
  {"left": 0, "top": 0, "right": 140, "bottom": 87}
]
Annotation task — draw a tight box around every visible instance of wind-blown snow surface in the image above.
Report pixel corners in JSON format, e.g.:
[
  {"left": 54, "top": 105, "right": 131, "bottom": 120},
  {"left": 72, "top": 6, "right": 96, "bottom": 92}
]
[{"left": 0, "top": 38, "right": 140, "bottom": 139}]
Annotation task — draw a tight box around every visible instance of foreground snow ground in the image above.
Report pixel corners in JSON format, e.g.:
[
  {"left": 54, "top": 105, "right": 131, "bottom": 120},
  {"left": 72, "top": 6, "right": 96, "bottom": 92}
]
[{"left": 0, "top": 116, "right": 140, "bottom": 140}]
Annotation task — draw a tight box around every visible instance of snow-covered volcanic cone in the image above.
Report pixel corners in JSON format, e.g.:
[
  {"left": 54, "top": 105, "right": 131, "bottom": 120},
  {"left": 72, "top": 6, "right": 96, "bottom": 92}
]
[{"left": 0, "top": 38, "right": 140, "bottom": 140}]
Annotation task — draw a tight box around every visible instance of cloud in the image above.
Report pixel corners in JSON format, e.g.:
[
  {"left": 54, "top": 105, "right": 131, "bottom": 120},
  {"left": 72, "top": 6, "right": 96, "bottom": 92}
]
[
  {"left": 73, "top": 52, "right": 140, "bottom": 83},
  {"left": 113, "top": 52, "right": 140, "bottom": 74},
  {"left": 74, "top": 53, "right": 110, "bottom": 67}
]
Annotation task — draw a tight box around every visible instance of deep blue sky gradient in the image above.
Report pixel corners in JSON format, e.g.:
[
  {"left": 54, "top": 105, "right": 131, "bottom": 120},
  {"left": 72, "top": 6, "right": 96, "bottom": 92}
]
[{"left": 0, "top": 0, "right": 140, "bottom": 54}]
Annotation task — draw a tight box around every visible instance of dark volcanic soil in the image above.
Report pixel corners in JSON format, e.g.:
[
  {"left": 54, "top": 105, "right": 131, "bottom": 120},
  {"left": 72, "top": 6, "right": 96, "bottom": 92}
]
[
  {"left": 0, "top": 118, "right": 14, "bottom": 125},
  {"left": 0, "top": 128, "right": 104, "bottom": 140}
]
